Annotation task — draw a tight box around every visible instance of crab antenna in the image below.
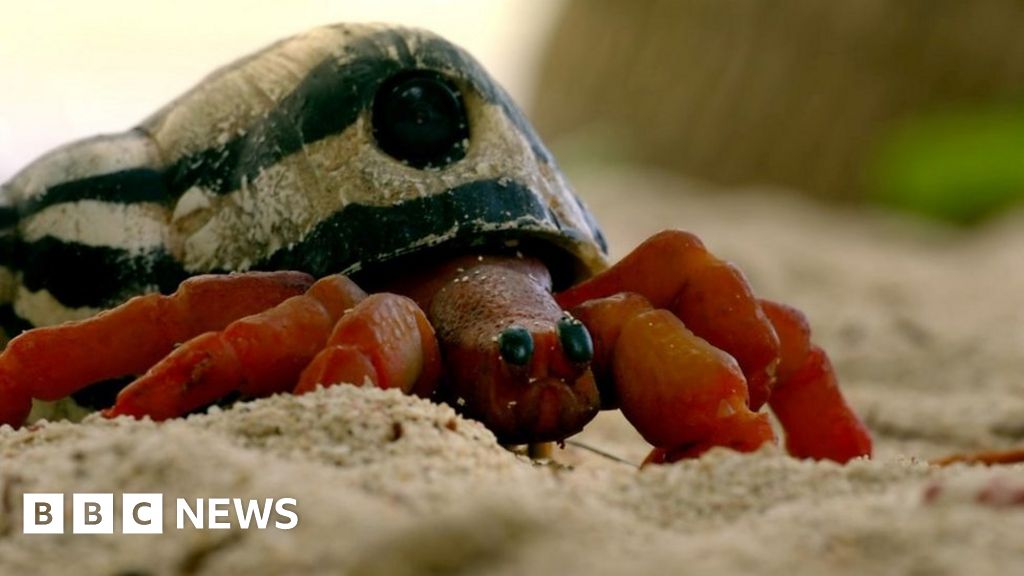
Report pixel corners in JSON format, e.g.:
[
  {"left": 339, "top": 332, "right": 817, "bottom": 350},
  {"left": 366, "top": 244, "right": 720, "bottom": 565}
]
[{"left": 564, "top": 439, "right": 638, "bottom": 468}]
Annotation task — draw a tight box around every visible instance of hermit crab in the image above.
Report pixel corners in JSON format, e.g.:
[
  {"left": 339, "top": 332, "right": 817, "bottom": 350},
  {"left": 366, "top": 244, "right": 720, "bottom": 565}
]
[{"left": 0, "top": 24, "right": 872, "bottom": 464}]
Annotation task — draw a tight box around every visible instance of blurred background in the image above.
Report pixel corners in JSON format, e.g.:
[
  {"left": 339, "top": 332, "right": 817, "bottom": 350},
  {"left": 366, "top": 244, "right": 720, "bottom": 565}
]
[
  {"left": 535, "top": 0, "right": 1024, "bottom": 226},
  {"left": 4, "top": 0, "right": 1024, "bottom": 225}
]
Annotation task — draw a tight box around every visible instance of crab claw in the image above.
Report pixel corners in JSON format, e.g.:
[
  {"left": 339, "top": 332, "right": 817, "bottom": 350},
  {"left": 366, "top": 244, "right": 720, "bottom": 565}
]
[
  {"left": 570, "top": 295, "right": 776, "bottom": 462},
  {"left": 556, "top": 230, "right": 781, "bottom": 411},
  {"left": 617, "top": 309, "right": 775, "bottom": 453},
  {"left": 295, "top": 293, "right": 441, "bottom": 397}
]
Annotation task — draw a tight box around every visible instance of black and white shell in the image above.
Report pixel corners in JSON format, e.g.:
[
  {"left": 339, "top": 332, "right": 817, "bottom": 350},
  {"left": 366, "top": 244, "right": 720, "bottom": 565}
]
[{"left": 0, "top": 24, "right": 608, "bottom": 330}]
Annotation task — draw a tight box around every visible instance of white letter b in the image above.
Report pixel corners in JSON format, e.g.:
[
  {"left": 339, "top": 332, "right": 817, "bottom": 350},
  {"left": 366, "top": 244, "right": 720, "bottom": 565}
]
[{"left": 23, "top": 494, "right": 63, "bottom": 534}]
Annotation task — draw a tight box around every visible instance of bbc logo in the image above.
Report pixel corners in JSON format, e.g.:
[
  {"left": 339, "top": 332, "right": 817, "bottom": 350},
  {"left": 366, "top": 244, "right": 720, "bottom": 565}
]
[
  {"left": 24, "top": 493, "right": 163, "bottom": 534},
  {"left": 23, "top": 493, "right": 299, "bottom": 534}
]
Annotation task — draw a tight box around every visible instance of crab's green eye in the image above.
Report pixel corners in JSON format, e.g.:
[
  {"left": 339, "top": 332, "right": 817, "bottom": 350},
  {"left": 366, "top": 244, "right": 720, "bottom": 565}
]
[
  {"left": 371, "top": 70, "right": 469, "bottom": 169},
  {"left": 498, "top": 326, "right": 534, "bottom": 366},
  {"left": 557, "top": 317, "right": 593, "bottom": 363}
]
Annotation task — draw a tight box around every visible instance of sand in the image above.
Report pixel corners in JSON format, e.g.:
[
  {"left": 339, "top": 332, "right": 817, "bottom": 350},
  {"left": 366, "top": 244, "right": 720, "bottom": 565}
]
[{"left": 1, "top": 167, "right": 1023, "bottom": 575}]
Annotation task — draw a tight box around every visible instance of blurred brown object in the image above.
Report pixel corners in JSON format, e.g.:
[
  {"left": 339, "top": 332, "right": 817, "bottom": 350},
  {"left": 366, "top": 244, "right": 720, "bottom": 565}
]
[{"left": 532, "top": 0, "right": 1024, "bottom": 202}]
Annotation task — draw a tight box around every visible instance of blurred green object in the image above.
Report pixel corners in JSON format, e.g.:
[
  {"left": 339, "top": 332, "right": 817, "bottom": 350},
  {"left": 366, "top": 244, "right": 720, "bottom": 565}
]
[{"left": 869, "top": 105, "right": 1024, "bottom": 224}]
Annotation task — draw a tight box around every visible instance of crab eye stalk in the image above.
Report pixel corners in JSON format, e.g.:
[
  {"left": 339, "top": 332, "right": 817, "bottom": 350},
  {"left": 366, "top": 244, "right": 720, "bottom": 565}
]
[
  {"left": 498, "top": 326, "right": 534, "bottom": 366},
  {"left": 558, "top": 317, "right": 593, "bottom": 364},
  {"left": 371, "top": 70, "right": 469, "bottom": 169}
]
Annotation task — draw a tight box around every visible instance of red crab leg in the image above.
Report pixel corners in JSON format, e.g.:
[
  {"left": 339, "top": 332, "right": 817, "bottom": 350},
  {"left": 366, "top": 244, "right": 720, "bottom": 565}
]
[
  {"left": 930, "top": 449, "right": 1024, "bottom": 467},
  {"left": 569, "top": 293, "right": 776, "bottom": 463},
  {"left": 760, "top": 301, "right": 872, "bottom": 463},
  {"left": 0, "top": 271, "right": 313, "bottom": 427},
  {"left": 105, "top": 275, "right": 367, "bottom": 421},
  {"left": 294, "top": 293, "right": 441, "bottom": 397},
  {"left": 556, "top": 230, "right": 779, "bottom": 410}
]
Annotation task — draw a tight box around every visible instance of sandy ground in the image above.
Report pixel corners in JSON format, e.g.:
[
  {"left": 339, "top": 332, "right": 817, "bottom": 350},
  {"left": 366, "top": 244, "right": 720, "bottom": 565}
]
[{"left": 1, "top": 168, "right": 1023, "bottom": 574}]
